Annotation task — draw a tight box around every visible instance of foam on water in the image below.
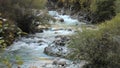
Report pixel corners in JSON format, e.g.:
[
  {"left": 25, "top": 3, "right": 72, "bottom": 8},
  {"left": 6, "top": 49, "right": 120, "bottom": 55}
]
[
  {"left": 49, "top": 11, "right": 79, "bottom": 25},
  {"left": 3, "top": 29, "right": 74, "bottom": 68}
]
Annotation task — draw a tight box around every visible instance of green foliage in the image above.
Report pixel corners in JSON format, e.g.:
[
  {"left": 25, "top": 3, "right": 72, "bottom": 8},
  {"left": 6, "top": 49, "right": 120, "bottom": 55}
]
[
  {"left": 49, "top": 0, "right": 91, "bottom": 10},
  {"left": 14, "top": 0, "right": 47, "bottom": 9},
  {"left": 0, "top": 0, "right": 47, "bottom": 33},
  {"left": 49, "top": 0, "right": 116, "bottom": 24},
  {"left": 115, "top": 0, "right": 120, "bottom": 13},
  {"left": 69, "top": 14, "right": 120, "bottom": 68},
  {"left": 90, "top": 0, "right": 116, "bottom": 23}
]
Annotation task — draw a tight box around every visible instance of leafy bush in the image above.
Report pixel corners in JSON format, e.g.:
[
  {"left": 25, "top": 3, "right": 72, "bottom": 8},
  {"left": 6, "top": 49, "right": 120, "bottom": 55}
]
[
  {"left": 89, "top": 0, "right": 116, "bottom": 23},
  {"left": 69, "top": 14, "right": 120, "bottom": 68},
  {"left": 0, "top": 0, "right": 47, "bottom": 33}
]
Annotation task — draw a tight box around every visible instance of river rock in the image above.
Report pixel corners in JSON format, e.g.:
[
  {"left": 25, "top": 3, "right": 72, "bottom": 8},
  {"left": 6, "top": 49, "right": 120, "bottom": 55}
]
[
  {"left": 54, "top": 35, "right": 70, "bottom": 46},
  {"left": 51, "top": 28, "right": 64, "bottom": 31},
  {"left": 44, "top": 47, "right": 51, "bottom": 54},
  {"left": 52, "top": 58, "right": 67, "bottom": 66},
  {"left": 59, "top": 18, "right": 64, "bottom": 22},
  {"left": 68, "top": 29, "right": 72, "bottom": 31},
  {"left": 54, "top": 39, "right": 66, "bottom": 46},
  {"left": 35, "top": 25, "right": 49, "bottom": 33},
  {"left": 54, "top": 17, "right": 64, "bottom": 22},
  {"left": 44, "top": 35, "right": 71, "bottom": 57},
  {"left": 37, "top": 40, "right": 45, "bottom": 43},
  {"left": 44, "top": 45, "right": 71, "bottom": 57}
]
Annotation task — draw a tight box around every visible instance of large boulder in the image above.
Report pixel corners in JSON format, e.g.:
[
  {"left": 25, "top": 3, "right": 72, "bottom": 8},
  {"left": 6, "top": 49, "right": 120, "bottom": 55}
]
[{"left": 44, "top": 36, "right": 71, "bottom": 57}]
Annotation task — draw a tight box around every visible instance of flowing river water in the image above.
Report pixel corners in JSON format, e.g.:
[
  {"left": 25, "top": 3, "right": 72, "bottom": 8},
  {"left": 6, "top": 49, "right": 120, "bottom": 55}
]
[{"left": 0, "top": 11, "right": 85, "bottom": 68}]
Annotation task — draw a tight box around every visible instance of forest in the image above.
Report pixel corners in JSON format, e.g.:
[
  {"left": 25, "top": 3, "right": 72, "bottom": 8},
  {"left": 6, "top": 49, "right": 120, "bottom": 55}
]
[{"left": 0, "top": 0, "right": 120, "bottom": 68}]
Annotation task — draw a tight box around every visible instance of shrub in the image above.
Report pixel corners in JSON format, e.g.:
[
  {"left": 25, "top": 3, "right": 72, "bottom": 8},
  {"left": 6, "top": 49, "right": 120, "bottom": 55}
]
[
  {"left": 69, "top": 14, "right": 120, "bottom": 68},
  {"left": 84, "top": 0, "right": 115, "bottom": 24},
  {"left": 0, "top": 0, "right": 47, "bottom": 33}
]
